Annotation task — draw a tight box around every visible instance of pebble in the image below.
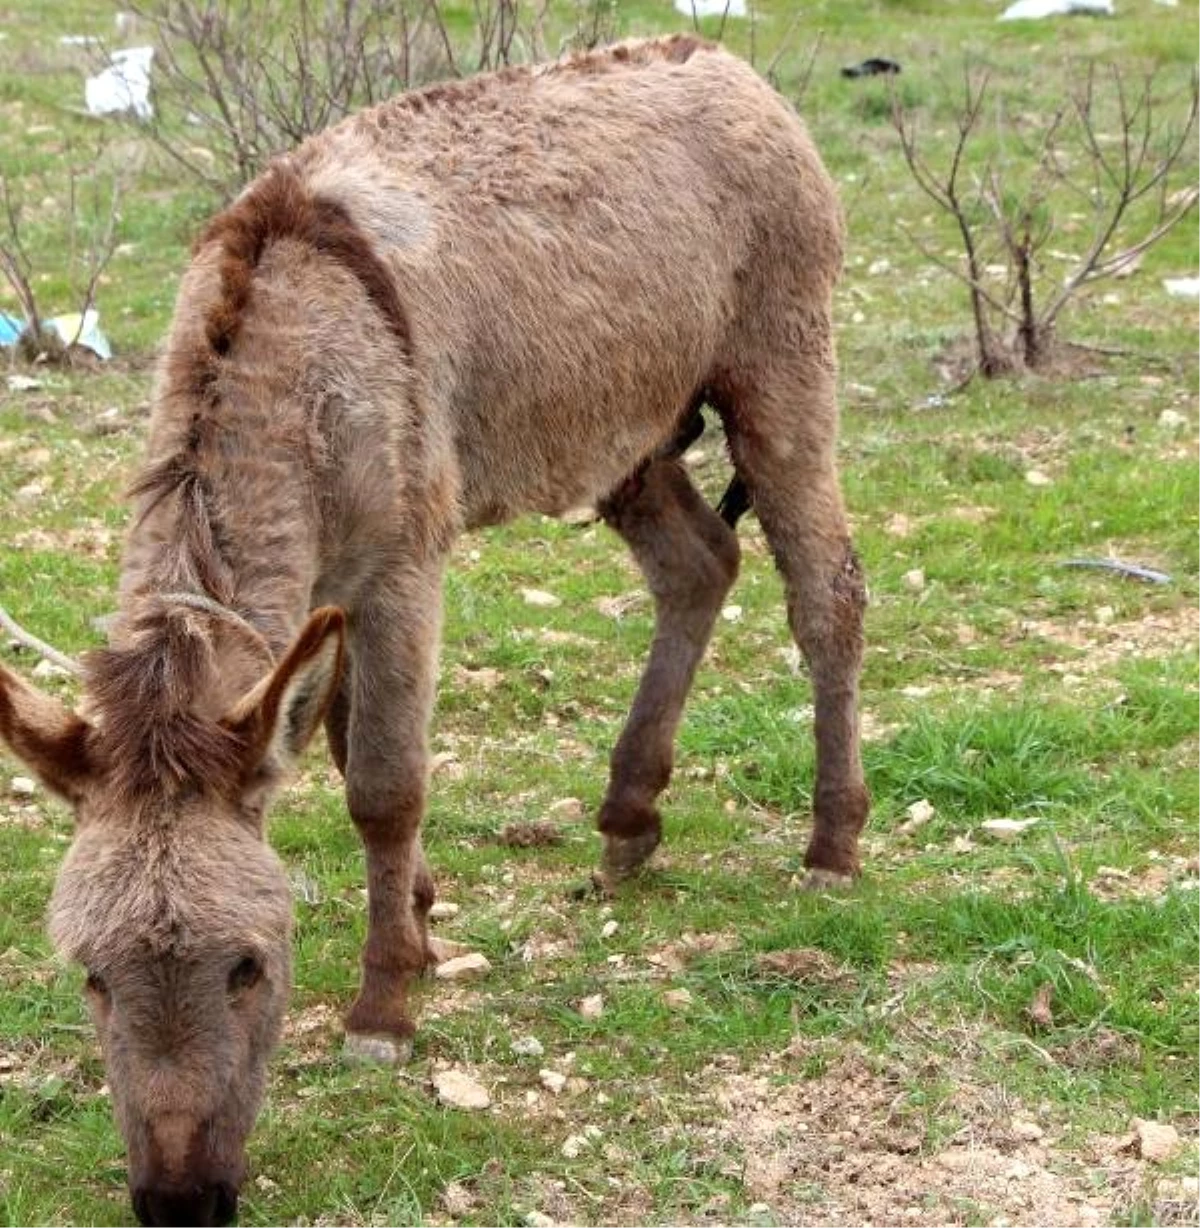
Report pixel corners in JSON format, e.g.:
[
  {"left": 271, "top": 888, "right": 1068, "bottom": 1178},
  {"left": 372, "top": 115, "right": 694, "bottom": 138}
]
[
  {"left": 434, "top": 952, "right": 492, "bottom": 981},
  {"left": 10, "top": 777, "right": 37, "bottom": 797},
  {"left": 578, "top": 994, "right": 604, "bottom": 1019},
  {"left": 433, "top": 1069, "right": 491, "bottom": 1110},
  {"left": 1132, "top": 1117, "right": 1181, "bottom": 1163},
  {"left": 429, "top": 900, "right": 460, "bottom": 920},
  {"left": 663, "top": 988, "right": 693, "bottom": 1011},
  {"left": 1011, "top": 1119, "right": 1044, "bottom": 1141},
  {"left": 511, "top": 1035, "right": 544, "bottom": 1058},
  {"left": 539, "top": 1069, "right": 568, "bottom": 1094},
  {"left": 521, "top": 588, "right": 561, "bottom": 608},
  {"left": 601, "top": 920, "right": 619, "bottom": 939},
  {"left": 903, "top": 568, "right": 926, "bottom": 591},
  {"left": 547, "top": 797, "right": 583, "bottom": 820},
  {"left": 980, "top": 817, "right": 1040, "bottom": 842}
]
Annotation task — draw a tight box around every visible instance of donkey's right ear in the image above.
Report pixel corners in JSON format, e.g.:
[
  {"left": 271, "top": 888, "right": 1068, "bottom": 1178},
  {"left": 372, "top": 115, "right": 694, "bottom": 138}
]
[{"left": 0, "top": 665, "right": 94, "bottom": 803}]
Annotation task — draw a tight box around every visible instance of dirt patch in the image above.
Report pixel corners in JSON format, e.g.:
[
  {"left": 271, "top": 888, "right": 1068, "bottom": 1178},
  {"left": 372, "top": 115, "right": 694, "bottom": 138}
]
[
  {"left": 699, "top": 1039, "right": 1178, "bottom": 1227},
  {"left": 497, "top": 820, "right": 565, "bottom": 848}
]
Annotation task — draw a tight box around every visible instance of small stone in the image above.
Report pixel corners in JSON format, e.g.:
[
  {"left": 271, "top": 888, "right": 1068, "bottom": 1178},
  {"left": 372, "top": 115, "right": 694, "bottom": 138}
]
[
  {"left": 429, "top": 900, "right": 460, "bottom": 920},
  {"left": 1094, "top": 605, "right": 1116, "bottom": 625},
  {"left": 578, "top": 994, "right": 604, "bottom": 1019},
  {"left": 32, "top": 659, "right": 70, "bottom": 679},
  {"left": 511, "top": 1035, "right": 544, "bottom": 1058},
  {"left": 521, "top": 588, "right": 561, "bottom": 608},
  {"left": 254, "top": 1175, "right": 280, "bottom": 1194},
  {"left": 980, "top": 817, "right": 1040, "bottom": 842},
  {"left": 11, "top": 777, "right": 37, "bottom": 797},
  {"left": 561, "top": 1133, "right": 590, "bottom": 1158},
  {"left": 440, "top": 1181, "right": 475, "bottom": 1217},
  {"left": 434, "top": 952, "right": 492, "bottom": 981},
  {"left": 601, "top": 920, "right": 619, "bottom": 939},
  {"left": 721, "top": 604, "right": 743, "bottom": 622},
  {"left": 663, "top": 988, "right": 693, "bottom": 1011},
  {"left": 539, "top": 1068, "right": 568, "bottom": 1094},
  {"left": 1012, "top": 1118, "right": 1044, "bottom": 1141},
  {"left": 1025, "top": 469, "right": 1052, "bottom": 487},
  {"left": 429, "top": 751, "right": 462, "bottom": 777},
  {"left": 886, "top": 512, "right": 913, "bottom": 538},
  {"left": 433, "top": 1068, "right": 491, "bottom": 1110},
  {"left": 1157, "top": 409, "right": 1188, "bottom": 430},
  {"left": 903, "top": 568, "right": 926, "bottom": 591},
  {"left": 1132, "top": 1117, "right": 1181, "bottom": 1164},
  {"left": 343, "top": 1033, "right": 413, "bottom": 1065},
  {"left": 899, "top": 798, "right": 935, "bottom": 835},
  {"left": 524, "top": 1214, "right": 556, "bottom": 1228},
  {"left": 547, "top": 796, "right": 584, "bottom": 820}
]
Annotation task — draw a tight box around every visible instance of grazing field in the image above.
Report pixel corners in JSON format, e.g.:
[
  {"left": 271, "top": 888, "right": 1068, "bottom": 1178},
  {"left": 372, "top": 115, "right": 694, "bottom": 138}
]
[{"left": 0, "top": 1, "right": 1196, "bottom": 1225}]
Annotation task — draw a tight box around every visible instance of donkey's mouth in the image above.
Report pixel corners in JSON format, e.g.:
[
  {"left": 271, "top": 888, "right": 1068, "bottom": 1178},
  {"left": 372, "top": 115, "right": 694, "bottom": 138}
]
[{"left": 132, "top": 1182, "right": 238, "bottom": 1227}]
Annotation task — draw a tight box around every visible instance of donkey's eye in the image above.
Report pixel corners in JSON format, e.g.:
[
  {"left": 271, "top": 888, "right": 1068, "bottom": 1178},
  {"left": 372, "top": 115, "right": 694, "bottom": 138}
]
[
  {"left": 84, "top": 971, "right": 108, "bottom": 997},
  {"left": 228, "top": 956, "right": 263, "bottom": 993}
]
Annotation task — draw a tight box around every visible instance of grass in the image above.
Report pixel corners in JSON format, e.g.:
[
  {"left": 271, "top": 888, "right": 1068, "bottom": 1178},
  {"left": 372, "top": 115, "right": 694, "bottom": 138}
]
[{"left": 0, "top": 0, "right": 1197, "bottom": 1225}]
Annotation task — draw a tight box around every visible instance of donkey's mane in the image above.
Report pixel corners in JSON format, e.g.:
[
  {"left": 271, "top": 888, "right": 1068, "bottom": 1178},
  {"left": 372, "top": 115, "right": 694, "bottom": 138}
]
[
  {"left": 86, "top": 161, "right": 412, "bottom": 806},
  {"left": 86, "top": 606, "right": 250, "bottom": 805}
]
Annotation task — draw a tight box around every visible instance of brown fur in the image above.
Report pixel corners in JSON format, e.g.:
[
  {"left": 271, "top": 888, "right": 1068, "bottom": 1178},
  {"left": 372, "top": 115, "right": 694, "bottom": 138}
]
[{"left": 0, "top": 37, "right": 868, "bottom": 1226}]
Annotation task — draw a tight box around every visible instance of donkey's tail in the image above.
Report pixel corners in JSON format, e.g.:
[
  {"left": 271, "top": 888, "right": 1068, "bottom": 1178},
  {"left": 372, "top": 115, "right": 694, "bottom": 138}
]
[{"left": 716, "top": 475, "right": 752, "bottom": 528}]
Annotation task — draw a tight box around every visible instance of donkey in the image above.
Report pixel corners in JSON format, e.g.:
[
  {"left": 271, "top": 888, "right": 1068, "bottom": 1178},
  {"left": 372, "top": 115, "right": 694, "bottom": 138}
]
[{"left": 0, "top": 34, "right": 868, "bottom": 1226}]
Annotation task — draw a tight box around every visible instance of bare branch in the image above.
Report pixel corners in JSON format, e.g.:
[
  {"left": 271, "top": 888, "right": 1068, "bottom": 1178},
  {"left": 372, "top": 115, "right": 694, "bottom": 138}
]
[{"left": 0, "top": 608, "right": 84, "bottom": 679}]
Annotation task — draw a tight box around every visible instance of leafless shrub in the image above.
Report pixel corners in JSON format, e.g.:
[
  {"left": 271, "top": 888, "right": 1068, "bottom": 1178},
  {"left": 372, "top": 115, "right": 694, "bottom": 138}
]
[
  {"left": 0, "top": 148, "right": 123, "bottom": 366},
  {"left": 126, "top": 0, "right": 619, "bottom": 196},
  {"left": 892, "top": 64, "right": 1198, "bottom": 380}
]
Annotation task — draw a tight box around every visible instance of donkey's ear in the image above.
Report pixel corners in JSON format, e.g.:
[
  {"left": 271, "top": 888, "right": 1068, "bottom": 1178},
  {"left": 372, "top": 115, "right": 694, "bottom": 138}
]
[
  {"left": 225, "top": 607, "right": 345, "bottom": 777},
  {"left": 0, "top": 665, "right": 94, "bottom": 802}
]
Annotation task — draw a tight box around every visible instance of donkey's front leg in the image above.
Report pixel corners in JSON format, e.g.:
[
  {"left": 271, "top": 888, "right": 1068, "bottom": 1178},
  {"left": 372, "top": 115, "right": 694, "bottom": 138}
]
[{"left": 341, "top": 567, "right": 443, "bottom": 1063}]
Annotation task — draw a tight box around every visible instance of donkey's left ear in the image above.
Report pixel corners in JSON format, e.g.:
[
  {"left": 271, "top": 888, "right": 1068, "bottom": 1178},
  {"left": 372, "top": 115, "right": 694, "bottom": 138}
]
[{"left": 225, "top": 607, "right": 345, "bottom": 778}]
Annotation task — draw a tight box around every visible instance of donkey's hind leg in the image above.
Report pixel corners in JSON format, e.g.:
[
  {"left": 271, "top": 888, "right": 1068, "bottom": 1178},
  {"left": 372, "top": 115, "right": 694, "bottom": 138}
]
[
  {"left": 596, "top": 457, "right": 740, "bottom": 884},
  {"left": 718, "top": 357, "right": 870, "bottom": 885}
]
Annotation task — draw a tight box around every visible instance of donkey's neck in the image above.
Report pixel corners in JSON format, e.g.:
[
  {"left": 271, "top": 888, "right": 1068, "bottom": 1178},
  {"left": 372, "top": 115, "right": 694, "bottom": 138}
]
[{"left": 117, "top": 402, "right": 322, "bottom": 664}]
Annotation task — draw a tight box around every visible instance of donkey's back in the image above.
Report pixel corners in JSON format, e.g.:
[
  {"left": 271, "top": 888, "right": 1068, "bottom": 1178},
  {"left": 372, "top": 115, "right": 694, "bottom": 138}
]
[{"left": 288, "top": 35, "right": 845, "bottom": 526}]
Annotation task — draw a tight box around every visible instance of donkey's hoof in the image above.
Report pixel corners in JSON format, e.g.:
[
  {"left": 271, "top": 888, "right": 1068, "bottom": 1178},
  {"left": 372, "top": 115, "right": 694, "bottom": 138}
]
[
  {"left": 343, "top": 1031, "right": 414, "bottom": 1065},
  {"left": 800, "top": 867, "right": 857, "bottom": 892},
  {"left": 600, "top": 829, "right": 661, "bottom": 886}
]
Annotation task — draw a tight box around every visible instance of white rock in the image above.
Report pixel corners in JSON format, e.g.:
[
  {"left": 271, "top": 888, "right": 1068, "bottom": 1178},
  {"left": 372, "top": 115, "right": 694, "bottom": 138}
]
[
  {"left": 547, "top": 796, "right": 583, "bottom": 820},
  {"left": 1163, "top": 276, "right": 1200, "bottom": 298},
  {"left": 433, "top": 1069, "right": 491, "bottom": 1110},
  {"left": 1133, "top": 1117, "right": 1181, "bottom": 1163},
  {"left": 32, "top": 659, "right": 70, "bottom": 679},
  {"left": 601, "top": 920, "right": 619, "bottom": 939},
  {"left": 10, "top": 776, "right": 37, "bottom": 797},
  {"left": 721, "top": 604, "right": 743, "bottom": 622},
  {"left": 511, "top": 1035, "right": 544, "bottom": 1058},
  {"left": 903, "top": 568, "right": 926, "bottom": 591},
  {"left": 434, "top": 952, "right": 492, "bottom": 981},
  {"left": 1025, "top": 469, "right": 1053, "bottom": 487},
  {"left": 521, "top": 588, "right": 561, "bottom": 608},
  {"left": 429, "top": 900, "right": 460, "bottom": 920},
  {"left": 561, "top": 1134, "right": 588, "bottom": 1159},
  {"left": 663, "top": 988, "right": 693, "bottom": 1011},
  {"left": 899, "top": 798, "right": 936, "bottom": 835},
  {"left": 524, "top": 1213, "right": 556, "bottom": 1228},
  {"left": 578, "top": 994, "right": 604, "bottom": 1019},
  {"left": 539, "top": 1068, "right": 568, "bottom": 1094},
  {"left": 980, "top": 818, "right": 1040, "bottom": 842},
  {"left": 1158, "top": 409, "right": 1188, "bottom": 429}
]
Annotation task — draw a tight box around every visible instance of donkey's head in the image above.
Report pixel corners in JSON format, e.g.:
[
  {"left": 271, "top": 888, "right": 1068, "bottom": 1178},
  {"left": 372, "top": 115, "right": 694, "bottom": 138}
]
[{"left": 0, "top": 607, "right": 344, "bottom": 1227}]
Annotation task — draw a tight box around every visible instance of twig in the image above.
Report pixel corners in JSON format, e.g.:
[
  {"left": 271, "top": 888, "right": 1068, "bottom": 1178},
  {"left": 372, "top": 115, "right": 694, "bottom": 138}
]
[{"left": 0, "top": 608, "right": 84, "bottom": 677}]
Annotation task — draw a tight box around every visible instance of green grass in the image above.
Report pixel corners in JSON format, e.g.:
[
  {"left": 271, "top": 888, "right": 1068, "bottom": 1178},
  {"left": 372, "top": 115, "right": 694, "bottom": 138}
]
[{"left": 1, "top": 0, "right": 1197, "bottom": 1225}]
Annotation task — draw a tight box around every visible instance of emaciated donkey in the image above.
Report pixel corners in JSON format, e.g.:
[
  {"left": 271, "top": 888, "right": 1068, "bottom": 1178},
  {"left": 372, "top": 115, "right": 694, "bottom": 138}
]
[{"left": 0, "top": 34, "right": 868, "bottom": 1227}]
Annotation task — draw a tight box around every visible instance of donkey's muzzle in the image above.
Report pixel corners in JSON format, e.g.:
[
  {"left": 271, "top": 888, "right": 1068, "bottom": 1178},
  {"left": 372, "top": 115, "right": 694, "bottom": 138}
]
[{"left": 133, "top": 1181, "right": 238, "bottom": 1227}]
